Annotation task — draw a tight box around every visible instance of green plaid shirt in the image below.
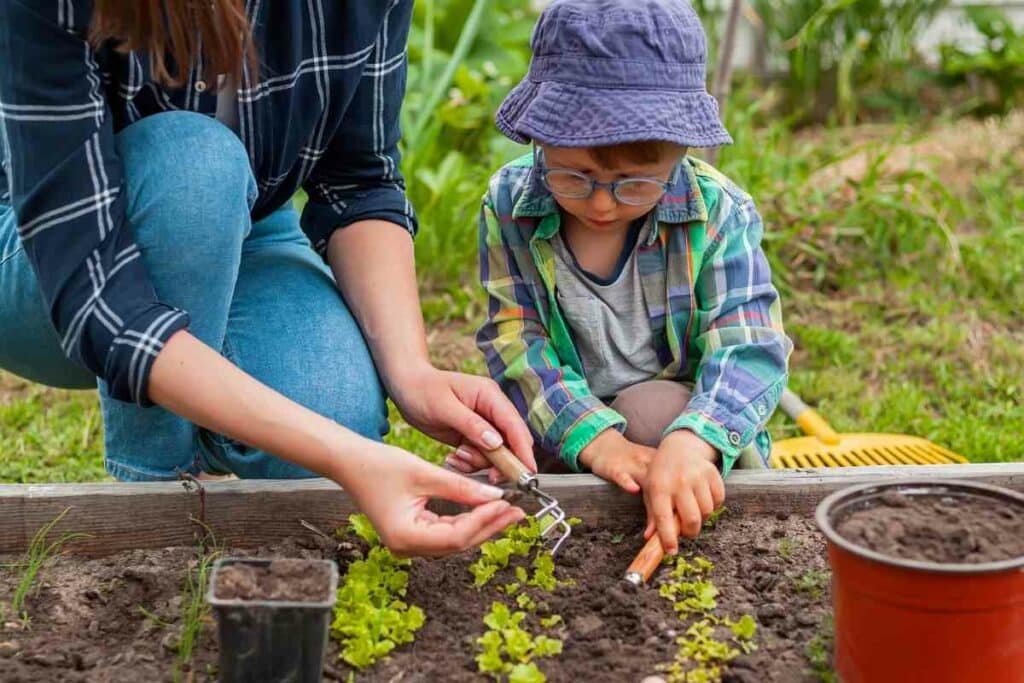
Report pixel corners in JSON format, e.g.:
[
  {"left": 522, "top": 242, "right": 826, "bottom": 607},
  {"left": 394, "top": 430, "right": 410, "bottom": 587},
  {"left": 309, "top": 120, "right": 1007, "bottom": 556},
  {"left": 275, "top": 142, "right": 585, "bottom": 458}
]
[{"left": 476, "top": 153, "right": 792, "bottom": 475}]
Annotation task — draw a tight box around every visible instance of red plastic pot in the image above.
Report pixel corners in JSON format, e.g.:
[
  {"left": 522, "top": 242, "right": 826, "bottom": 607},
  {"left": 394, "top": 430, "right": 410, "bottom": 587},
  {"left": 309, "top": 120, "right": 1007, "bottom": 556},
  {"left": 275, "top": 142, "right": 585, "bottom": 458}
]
[{"left": 816, "top": 479, "right": 1024, "bottom": 683}]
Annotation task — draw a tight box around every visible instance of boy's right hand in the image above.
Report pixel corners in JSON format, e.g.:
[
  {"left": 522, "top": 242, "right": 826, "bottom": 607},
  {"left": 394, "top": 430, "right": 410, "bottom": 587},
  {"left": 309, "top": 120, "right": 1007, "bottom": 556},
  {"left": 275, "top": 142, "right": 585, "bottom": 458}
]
[{"left": 578, "top": 429, "right": 654, "bottom": 494}]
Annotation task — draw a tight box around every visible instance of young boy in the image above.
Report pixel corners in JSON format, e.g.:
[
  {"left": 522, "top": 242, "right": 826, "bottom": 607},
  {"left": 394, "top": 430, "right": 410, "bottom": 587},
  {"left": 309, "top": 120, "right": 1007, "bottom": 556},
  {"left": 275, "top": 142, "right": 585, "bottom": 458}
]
[{"left": 452, "top": 0, "right": 792, "bottom": 554}]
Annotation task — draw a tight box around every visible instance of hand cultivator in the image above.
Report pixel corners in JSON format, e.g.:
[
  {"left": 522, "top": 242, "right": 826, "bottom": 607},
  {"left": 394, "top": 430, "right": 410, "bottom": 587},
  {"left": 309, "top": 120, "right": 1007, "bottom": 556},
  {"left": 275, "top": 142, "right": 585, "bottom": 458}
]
[{"left": 483, "top": 445, "right": 573, "bottom": 555}]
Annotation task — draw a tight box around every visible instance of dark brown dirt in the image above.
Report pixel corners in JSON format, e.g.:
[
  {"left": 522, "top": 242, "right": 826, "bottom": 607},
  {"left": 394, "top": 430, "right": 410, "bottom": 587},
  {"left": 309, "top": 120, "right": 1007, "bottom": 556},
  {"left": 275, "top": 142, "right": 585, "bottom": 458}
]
[
  {"left": 213, "top": 559, "right": 332, "bottom": 602},
  {"left": 0, "top": 511, "right": 833, "bottom": 682},
  {"left": 835, "top": 491, "right": 1024, "bottom": 564}
]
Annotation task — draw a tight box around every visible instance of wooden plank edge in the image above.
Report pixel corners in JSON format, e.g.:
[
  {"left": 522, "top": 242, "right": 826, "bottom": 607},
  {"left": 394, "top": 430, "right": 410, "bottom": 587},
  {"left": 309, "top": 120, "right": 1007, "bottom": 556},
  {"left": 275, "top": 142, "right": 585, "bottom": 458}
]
[{"left": 1, "top": 462, "right": 1021, "bottom": 556}]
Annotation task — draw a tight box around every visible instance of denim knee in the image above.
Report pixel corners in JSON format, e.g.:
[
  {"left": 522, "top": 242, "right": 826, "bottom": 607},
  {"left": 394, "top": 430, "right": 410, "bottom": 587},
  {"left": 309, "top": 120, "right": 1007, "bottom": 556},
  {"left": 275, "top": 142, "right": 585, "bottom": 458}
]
[{"left": 116, "top": 111, "right": 258, "bottom": 256}]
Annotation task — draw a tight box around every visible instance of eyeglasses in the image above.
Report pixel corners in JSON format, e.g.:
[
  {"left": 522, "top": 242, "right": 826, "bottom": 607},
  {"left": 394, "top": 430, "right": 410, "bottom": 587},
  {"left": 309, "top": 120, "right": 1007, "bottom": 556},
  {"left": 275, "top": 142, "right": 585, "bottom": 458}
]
[{"left": 533, "top": 146, "right": 677, "bottom": 206}]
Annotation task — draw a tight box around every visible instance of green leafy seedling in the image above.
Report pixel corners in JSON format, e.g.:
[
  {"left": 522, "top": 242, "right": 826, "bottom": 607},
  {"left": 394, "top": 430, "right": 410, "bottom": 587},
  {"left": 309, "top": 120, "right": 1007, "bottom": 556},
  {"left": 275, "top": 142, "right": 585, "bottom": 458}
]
[{"left": 332, "top": 515, "right": 425, "bottom": 669}]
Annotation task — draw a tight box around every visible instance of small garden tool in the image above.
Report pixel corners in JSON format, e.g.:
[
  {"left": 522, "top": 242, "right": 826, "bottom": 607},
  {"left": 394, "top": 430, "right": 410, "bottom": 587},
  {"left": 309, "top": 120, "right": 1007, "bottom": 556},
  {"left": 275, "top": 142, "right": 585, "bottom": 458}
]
[
  {"left": 623, "top": 533, "right": 665, "bottom": 586},
  {"left": 771, "top": 388, "right": 968, "bottom": 469},
  {"left": 482, "top": 445, "right": 573, "bottom": 555}
]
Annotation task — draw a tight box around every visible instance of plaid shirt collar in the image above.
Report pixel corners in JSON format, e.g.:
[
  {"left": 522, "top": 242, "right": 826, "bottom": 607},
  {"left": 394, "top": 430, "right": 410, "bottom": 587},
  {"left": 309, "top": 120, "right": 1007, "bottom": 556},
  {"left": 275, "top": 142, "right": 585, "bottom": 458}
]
[{"left": 510, "top": 154, "right": 710, "bottom": 245}]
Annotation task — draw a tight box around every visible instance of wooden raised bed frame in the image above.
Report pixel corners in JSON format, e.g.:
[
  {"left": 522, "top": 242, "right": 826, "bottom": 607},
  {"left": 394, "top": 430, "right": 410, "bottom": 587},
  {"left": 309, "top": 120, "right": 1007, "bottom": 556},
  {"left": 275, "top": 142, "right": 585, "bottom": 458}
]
[{"left": 1, "top": 463, "right": 1022, "bottom": 557}]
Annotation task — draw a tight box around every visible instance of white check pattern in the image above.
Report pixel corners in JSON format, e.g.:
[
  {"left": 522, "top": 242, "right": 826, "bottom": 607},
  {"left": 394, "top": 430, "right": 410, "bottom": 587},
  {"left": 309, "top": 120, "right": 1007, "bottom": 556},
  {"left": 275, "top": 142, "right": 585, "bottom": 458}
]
[{"left": 0, "top": 0, "right": 416, "bottom": 405}]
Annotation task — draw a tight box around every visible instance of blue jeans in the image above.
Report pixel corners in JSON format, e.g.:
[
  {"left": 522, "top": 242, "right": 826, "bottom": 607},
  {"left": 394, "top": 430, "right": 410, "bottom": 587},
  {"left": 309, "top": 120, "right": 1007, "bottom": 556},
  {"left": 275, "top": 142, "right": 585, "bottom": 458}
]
[{"left": 0, "top": 112, "right": 388, "bottom": 481}]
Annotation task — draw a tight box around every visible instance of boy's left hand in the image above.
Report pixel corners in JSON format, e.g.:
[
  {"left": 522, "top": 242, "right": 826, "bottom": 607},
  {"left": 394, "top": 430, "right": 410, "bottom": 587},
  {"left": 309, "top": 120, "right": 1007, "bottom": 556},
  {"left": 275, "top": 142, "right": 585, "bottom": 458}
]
[{"left": 643, "top": 430, "right": 725, "bottom": 555}]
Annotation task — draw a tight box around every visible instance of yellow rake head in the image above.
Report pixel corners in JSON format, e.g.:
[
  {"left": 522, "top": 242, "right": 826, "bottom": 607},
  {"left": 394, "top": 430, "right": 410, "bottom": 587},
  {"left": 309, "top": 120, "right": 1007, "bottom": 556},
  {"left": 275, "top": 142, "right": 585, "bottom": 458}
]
[
  {"left": 770, "top": 432, "right": 968, "bottom": 469},
  {"left": 770, "top": 389, "right": 968, "bottom": 469}
]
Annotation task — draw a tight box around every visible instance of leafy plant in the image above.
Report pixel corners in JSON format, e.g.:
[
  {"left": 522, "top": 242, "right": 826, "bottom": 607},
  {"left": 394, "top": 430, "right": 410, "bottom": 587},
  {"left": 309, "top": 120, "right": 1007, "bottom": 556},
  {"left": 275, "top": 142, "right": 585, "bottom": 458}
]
[
  {"left": 476, "top": 602, "right": 563, "bottom": 681},
  {"left": 777, "top": 537, "right": 799, "bottom": 560},
  {"left": 657, "top": 555, "right": 758, "bottom": 682},
  {"left": 469, "top": 517, "right": 545, "bottom": 587},
  {"left": 939, "top": 7, "right": 1024, "bottom": 115},
  {"left": 806, "top": 615, "right": 837, "bottom": 682},
  {"left": 749, "top": 0, "right": 948, "bottom": 124},
  {"left": 794, "top": 569, "right": 831, "bottom": 600},
  {"left": 332, "top": 515, "right": 425, "bottom": 669},
  {"left": 8, "top": 507, "right": 90, "bottom": 622}
]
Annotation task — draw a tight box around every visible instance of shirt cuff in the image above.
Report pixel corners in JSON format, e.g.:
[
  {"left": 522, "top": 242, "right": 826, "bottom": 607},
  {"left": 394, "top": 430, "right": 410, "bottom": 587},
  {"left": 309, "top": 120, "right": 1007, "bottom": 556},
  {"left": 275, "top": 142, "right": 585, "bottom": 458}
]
[
  {"left": 300, "top": 186, "right": 418, "bottom": 255},
  {"left": 538, "top": 397, "right": 627, "bottom": 473},
  {"left": 103, "top": 304, "right": 190, "bottom": 406}
]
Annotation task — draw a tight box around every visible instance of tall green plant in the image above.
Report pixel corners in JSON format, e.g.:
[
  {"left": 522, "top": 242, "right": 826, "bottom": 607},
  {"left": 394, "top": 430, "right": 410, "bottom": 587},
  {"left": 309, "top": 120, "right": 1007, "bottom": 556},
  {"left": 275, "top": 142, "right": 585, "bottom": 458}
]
[{"left": 750, "top": 0, "right": 948, "bottom": 124}]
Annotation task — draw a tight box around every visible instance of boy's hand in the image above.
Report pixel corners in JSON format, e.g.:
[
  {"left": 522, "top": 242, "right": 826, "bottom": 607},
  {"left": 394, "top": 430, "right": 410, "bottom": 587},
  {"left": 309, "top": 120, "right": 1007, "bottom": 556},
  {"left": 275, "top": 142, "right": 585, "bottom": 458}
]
[
  {"left": 578, "top": 429, "right": 654, "bottom": 494},
  {"left": 643, "top": 430, "right": 725, "bottom": 554}
]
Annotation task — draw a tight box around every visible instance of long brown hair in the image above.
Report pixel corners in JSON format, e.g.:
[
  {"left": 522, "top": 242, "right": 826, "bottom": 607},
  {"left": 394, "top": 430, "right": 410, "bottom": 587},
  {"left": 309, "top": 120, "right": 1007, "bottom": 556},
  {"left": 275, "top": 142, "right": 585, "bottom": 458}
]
[{"left": 90, "top": 0, "right": 256, "bottom": 88}]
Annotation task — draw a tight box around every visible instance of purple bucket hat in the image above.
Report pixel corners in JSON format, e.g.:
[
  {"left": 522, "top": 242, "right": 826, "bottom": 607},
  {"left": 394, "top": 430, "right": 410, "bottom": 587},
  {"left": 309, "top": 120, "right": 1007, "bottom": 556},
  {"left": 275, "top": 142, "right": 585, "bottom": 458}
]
[{"left": 496, "top": 0, "right": 732, "bottom": 149}]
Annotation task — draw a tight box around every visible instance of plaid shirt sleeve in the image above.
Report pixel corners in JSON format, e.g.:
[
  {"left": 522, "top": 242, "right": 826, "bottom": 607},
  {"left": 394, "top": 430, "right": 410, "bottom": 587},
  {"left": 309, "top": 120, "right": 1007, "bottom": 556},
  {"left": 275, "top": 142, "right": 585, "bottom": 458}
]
[
  {"left": 476, "top": 194, "right": 626, "bottom": 472},
  {"left": 300, "top": 0, "right": 418, "bottom": 254},
  {"left": 0, "top": 0, "right": 189, "bottom": 406},
  {"left": 666, "top": 193, "right": 792, "bottom": 475}
]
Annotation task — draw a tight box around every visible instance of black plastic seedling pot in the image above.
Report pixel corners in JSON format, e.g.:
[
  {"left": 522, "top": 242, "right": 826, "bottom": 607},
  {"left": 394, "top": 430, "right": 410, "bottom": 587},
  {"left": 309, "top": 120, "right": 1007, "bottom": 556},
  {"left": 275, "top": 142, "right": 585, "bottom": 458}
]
[{"left": 207, "top": 558, "right": 338, "bottom": 683}]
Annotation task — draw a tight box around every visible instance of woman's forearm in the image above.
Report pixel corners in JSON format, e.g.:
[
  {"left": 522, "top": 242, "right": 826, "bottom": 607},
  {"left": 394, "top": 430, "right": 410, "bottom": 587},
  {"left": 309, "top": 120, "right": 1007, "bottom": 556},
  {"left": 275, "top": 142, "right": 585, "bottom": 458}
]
[
  {"left": 326, "top": 220, "right": 431, "bottom": 393},
  {"left": 148, "top": 329, "right": 367, "bottom": 484}
]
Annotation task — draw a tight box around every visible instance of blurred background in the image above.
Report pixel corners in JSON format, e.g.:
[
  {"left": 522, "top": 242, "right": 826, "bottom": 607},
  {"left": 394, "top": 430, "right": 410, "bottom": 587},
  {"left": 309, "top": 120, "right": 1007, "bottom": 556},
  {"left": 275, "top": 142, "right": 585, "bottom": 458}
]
[{"left": 2, "top": 0, "right": 1022, "bottom": 481}]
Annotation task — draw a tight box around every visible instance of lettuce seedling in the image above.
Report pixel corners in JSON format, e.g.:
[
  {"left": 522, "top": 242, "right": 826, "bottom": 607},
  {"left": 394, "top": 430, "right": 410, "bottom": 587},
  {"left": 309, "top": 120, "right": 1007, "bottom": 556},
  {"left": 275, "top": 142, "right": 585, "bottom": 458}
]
[
  {"left": 332, "top": 515, "right": 425, "bottom": 669},
  {"left": 476, "top": 602, "right": 563, "bottom": 681}
]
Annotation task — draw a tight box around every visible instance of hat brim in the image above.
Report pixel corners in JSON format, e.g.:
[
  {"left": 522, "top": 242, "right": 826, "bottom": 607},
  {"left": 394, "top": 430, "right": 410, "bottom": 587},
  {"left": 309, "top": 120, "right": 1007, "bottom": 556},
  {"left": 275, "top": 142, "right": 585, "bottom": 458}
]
[{"left": 496, "top": 80, "right": 732, "bottom": 149}]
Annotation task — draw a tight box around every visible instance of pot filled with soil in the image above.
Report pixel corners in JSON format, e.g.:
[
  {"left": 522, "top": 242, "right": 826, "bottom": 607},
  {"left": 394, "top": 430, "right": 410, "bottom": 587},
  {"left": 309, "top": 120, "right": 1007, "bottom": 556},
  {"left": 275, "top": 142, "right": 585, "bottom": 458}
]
[
  {"left": 208, "top": 557, "right": 338, "bottom": 683},
  {"left": 816, "top": 479, "right": 1024, "bottom": 683}
]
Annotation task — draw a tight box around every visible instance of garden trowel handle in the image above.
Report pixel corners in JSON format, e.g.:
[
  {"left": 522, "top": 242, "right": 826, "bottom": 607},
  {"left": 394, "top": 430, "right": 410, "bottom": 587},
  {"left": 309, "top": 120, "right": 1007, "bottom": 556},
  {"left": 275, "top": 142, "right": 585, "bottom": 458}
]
[
  {"left": 779, "top": 388, "right": 841, "bottom": 446},
  {"left": 482, "top": 444, "right": 537, "bottom": 491},
  {"left": 623, "top": 532, "right": 665, "bottom": 586}
]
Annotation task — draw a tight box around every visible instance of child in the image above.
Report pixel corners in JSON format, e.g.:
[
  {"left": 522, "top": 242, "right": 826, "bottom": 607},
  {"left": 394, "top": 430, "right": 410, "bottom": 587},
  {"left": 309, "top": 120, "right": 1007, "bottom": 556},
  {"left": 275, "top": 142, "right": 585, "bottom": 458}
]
[{"left": 456, "top": 0, "right": 792, "bottom": 554}]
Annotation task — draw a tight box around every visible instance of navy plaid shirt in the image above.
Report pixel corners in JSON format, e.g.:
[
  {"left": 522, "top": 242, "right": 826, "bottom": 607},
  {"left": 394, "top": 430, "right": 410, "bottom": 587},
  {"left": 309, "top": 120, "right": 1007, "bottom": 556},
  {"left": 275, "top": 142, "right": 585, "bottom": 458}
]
[{"left": 0, "top": 0, "right": 416, "bottom": 405}]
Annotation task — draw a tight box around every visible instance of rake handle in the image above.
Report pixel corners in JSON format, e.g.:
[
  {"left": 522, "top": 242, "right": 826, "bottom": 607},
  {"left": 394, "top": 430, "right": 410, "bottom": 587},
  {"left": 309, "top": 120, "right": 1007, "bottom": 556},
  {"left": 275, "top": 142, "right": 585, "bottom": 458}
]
[
  {"left": 482, "top": 444, "right": 532, "bottom": 488},
  {"left": 780, "top": 388, "right": 841, "bottom": 445}
]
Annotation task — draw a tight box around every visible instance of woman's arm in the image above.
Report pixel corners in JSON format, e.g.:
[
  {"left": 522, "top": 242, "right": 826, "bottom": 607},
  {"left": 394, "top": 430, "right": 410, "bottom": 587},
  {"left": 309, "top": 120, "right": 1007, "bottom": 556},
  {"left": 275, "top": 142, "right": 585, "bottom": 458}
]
[
  {"left": 150, "top": 330, "right": 524, "bottom": 555},
  {"left": 326, "top": 220, "right": 536, "bottom": 474}
]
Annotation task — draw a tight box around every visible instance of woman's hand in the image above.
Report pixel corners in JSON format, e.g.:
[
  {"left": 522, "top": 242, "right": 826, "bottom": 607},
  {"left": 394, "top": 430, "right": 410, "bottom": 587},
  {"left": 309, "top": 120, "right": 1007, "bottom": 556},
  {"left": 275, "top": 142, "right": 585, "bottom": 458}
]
[
  {"left": 150, "top": 332, "right": 525, "bottom": 557},
  {"left": 335, "top": 443, "right": 525, "bottom": 557},
  {"left": 642, "top": 430, "right": 725, "bottom": 554},
  {"left": 389, "top": 363, "right": 537, "bottom": 480}
]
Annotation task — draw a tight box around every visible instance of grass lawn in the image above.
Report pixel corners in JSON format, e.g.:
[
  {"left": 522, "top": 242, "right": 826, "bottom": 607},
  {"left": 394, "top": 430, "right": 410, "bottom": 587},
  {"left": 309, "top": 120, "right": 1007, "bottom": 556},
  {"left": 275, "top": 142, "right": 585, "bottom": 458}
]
[{"left": 1, "top": 114, "right": 1021, "bottom": 483}]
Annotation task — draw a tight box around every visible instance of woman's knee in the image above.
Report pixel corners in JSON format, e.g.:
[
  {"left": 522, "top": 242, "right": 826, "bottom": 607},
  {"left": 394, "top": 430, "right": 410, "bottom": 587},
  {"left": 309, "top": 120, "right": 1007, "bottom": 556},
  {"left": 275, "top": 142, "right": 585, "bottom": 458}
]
[{"left": 115, "top": 112, "right": 257, "bottom": 252}]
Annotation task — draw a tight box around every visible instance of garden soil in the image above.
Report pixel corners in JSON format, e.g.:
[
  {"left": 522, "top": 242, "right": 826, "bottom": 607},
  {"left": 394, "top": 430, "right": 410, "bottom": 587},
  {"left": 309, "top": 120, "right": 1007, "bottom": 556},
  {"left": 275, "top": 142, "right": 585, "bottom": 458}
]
[
  {"left": 835, "top": 491, "right": 1024, "bottom": 564},
  {"left": 0, "top": 510, "right": 834, "bottom": 682},
  {"left": 213, "top": 559, "right": 332, "bottom": 602}
]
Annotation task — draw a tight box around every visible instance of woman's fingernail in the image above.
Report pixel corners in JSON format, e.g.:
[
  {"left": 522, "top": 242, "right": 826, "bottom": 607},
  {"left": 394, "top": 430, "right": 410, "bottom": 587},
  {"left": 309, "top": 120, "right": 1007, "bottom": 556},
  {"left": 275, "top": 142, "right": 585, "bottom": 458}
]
[
  {"left": 454, "top": 447, "right": 474, "bottom": 462},
  {"left": 481, "top": 430, "right": 502, "bottom": 449},
  {"left": 445, "top": 456, "right": 457, "bottom": 468},
  {"left": 479, "top": 483, "right": 505, "bottom": 499}
]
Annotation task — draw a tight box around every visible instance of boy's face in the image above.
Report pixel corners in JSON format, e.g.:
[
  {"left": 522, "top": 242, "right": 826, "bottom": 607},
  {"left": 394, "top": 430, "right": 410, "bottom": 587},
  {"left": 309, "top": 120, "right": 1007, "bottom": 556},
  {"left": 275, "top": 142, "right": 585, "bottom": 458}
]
[{"left": 540, "top": 145, "right": 685, "bottom": 235}]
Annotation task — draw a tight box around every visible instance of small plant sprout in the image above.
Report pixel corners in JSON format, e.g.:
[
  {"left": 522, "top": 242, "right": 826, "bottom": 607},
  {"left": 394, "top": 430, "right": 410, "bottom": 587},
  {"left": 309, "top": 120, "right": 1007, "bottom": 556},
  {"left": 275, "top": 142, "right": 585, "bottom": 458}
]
[
  {"left": 657, "top": 554, "right": 759, "bottom": 682},
  {"left": 469, "top": 517, "right": 545, "bottom": 587},
  {"left": 9, "top": 507, "right": 90, "bottom": 623},
  {"left": 331, "top": 515, "right": 425, "bottom": 669},
  {"left": 806, "top": 615, "right": 837, "bottom": 683},
  {"left": 476, "top": 602, "right": 563, "bottom": 682},
  {"left": 702, "top": 506, "right": 728, "bottom": 530},
  {"left": 794, "top": 569, "right": 831, "bottom": 600},
  {"left": 778, "top": 537, "right": 799, "bottom": 561}
]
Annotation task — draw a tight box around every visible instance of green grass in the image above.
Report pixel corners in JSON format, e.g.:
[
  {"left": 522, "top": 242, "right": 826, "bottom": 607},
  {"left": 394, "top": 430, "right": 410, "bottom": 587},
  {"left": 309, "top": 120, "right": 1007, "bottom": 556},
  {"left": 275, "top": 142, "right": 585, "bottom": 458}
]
[{"left": 5, "top": 507, "right": 90, "bottom": 623}]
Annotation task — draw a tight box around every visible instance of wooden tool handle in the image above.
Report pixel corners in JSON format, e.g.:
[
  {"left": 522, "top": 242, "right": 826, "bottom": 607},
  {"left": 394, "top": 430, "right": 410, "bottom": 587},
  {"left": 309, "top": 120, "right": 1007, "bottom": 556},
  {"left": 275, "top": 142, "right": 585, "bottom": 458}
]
[
  {"left": 482, "top": 444, "right": 531, "bottom": 485},
  {"left": 624, "top": 533, "right": 666, "bottom": 585}
]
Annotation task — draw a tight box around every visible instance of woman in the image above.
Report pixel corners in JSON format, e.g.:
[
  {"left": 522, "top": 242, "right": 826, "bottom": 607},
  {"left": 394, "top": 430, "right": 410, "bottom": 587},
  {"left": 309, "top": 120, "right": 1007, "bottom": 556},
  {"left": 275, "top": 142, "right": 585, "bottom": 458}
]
[{"left": 0, "top": 1, "right": 535, "bottom": 555}]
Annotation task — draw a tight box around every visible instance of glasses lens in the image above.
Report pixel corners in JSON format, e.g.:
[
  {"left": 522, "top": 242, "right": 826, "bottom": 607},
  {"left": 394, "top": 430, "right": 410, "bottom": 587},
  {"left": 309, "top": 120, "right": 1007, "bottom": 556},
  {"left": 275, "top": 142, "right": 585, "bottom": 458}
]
[
  {"left": 615, "top": 179, "right": 666, "bottom": 205},
  {"left": 543, "top": 170, "right": 592, "bottom": 198}
]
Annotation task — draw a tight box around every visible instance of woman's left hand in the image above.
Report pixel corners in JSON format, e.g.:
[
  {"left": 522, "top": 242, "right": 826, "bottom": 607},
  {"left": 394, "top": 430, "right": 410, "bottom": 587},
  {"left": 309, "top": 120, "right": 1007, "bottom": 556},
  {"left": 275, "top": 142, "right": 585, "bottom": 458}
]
[{"left": 389, "top": 364, "right": 536, "bottom": 478}]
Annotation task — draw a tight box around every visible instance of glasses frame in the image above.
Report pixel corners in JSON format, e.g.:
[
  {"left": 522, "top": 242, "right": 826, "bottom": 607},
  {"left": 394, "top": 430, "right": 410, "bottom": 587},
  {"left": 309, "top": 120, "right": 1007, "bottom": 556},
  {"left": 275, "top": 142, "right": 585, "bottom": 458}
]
[{"left": 532, "top": 145, "right": 679, "bottom": 206}]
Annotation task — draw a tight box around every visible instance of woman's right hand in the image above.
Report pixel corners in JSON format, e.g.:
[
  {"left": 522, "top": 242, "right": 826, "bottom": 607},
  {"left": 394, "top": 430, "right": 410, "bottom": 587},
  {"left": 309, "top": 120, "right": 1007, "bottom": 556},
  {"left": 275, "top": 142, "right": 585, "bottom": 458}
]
[{"left": 334, "top": 443, "right": 526, "bottom": 557}]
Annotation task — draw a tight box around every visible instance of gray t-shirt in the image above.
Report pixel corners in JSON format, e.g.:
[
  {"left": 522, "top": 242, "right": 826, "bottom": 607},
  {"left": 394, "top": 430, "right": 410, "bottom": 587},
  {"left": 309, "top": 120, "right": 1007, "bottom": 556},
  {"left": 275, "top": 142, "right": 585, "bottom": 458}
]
[
  {"left": 551, "top": 221, "right": 663, "bottom": 399},
  {"left": 215, "top": 75, "right": 239, "bottom": 132}
]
